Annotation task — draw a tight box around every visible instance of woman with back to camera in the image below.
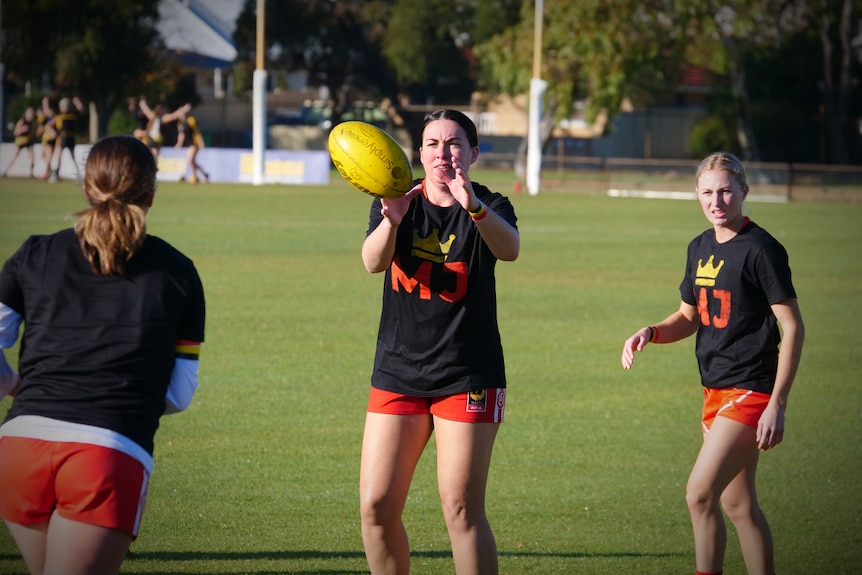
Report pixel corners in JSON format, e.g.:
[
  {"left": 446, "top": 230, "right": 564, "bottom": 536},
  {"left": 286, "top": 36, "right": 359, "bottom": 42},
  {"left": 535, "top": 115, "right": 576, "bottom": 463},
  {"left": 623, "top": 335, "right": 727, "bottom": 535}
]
[
  {"left": 358, "top": 109, "right": 519, "bottom": 575},
  {"left": 0, "top": 135, "right": 205, "bottom": 575},
  {"left": 621, "top": 151, "right": 804, "bottom": 575}
]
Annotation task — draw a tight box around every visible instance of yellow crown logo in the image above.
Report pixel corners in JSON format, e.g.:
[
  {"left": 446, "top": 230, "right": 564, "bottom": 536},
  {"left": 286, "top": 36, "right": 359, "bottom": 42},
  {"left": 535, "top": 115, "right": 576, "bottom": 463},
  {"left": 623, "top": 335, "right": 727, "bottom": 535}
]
[
  {"left": 695, "top": 255, "right": 724, "bottom": 286},
  {"left": 412, "top": 228, "right": 455, "bottom": 263}
]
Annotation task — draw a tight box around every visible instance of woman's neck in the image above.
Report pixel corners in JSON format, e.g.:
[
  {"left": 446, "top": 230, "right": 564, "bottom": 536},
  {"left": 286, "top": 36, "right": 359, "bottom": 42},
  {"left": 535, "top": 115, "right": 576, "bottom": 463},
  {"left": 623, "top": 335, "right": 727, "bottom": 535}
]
[
  {"left": 714, "top": 216, "right": 750, "bottom": 243},
  {"left": 422, "top": 178, "right": 458, "bottom": 207}
]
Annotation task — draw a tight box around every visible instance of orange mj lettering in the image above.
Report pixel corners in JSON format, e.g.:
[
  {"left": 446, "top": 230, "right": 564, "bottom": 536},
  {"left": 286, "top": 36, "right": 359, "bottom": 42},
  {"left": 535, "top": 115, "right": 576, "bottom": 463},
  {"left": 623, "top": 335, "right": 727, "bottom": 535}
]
[
  {"left": 694, "top": 254, "right": 729, "bottom": 328},
  {"left": 390, "top": 256, "right": 468, "bottom": 302},
  {"left": 696, "top": 287, "right": 731, "bottom": 328}
]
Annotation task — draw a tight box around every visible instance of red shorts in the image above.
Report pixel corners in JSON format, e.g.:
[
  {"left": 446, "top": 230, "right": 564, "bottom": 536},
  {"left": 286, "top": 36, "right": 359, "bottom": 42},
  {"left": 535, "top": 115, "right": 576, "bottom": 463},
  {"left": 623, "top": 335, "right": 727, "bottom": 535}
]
[
  {"left": 368, "top": 387, "right": 506, "bottom": 423},
  {"left": 0, "top": 437, "right": 150, "bottom": 537},
  {"left": 701, "top": 387, "right": 771, "bottom": 432}
]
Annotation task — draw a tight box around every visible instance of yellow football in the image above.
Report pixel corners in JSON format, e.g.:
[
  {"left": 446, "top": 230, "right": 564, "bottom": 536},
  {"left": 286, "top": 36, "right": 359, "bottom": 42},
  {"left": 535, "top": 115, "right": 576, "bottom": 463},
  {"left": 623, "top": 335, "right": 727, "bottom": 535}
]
[{"left": 328, "top": 121, "right": 413, "bottom": 199}]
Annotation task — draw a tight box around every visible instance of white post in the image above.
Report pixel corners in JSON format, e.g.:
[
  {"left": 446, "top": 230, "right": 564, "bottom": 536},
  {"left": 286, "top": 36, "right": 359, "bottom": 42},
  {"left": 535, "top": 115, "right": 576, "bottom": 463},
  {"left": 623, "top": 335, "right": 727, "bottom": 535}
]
[
  {"left": 526, "top": 0, "right": 545, "bottom": 196},
  {"left": 252, "top": 0, "right": 266, "bottom": 185},
  {"left": 526, "top": 78, "right": 547, "bottom": 196},
  {"left": 252, "top": 69, "right": 267, "bottom": 185}
]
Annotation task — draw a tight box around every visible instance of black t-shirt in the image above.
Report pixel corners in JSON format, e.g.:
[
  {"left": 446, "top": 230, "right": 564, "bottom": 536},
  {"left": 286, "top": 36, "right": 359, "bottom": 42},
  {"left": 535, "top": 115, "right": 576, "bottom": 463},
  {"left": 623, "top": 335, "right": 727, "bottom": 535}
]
[
  {"left": 0, "top": 229, "right": 205, "bottom": 454},
  {"left": 366, "top": 181, "right": 517, "bottom": 396},
  {"left": 679, "top": 220, "right": 796, "bottom": 392}
]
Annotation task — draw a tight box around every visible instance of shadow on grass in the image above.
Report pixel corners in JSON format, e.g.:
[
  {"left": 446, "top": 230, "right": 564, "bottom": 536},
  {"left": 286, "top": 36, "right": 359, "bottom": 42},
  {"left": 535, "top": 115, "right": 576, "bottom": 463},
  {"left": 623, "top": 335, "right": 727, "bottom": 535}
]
[
  {"left": 126, "top": 548, "right": 684, "bottom": 561},
  {"left": 119, "top": 548, "right": 686, "bottom": 573},
  {"left": 2, "top": 549, "right": 687, "bottom": 575}
]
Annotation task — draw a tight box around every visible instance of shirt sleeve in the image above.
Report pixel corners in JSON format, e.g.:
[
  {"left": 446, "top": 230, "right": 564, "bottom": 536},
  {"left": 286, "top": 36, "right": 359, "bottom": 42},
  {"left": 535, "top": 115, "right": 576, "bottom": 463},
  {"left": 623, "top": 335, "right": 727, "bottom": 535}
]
[
  {"left": 755, "top": 241, "right": 797, "bottom": 304},
  {"left": 166, "top": 262, "right": 205, "bottom": 414},
  {"left": 164, "top": 340, "right": 201, "bottom": 414}
]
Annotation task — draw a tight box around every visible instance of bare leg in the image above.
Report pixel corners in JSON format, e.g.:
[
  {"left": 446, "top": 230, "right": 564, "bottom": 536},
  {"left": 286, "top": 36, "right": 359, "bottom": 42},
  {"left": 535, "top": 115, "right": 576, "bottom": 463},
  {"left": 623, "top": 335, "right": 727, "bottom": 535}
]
[
  {"left": 186, "top": 146, "right": 195, "bottom": 181},
  {"left": 720, "top": 456, "right": 775, "bottom": 575},
  {"left": 67, "top": 147, "right": 80, "bottom": 180},
  {"left": 188, "top": 146, "right": 209, "bottom": 182},
  {"left": 5, "top": 520, "right": 48, "bottom": 575},
  {"left": 44, "top": 509, "right": 131, "bottom": 575},
  {"left": 41, "top": 145, "right": 54, "bottom": 179},
  {"left": 434, "top": 418, "right": 499, "bottom": 575},
  {"left": 27, "top": 147, "right": 35, "bottom": 177},
  {"left": 51, "top": 145, "right": 62, "bottom": 180},
  {"left": 3, "top": 148, "right": 21, "bottom": 175},
  {"left": 360, "top": 412, "right": 433, "bottom": 575},
  {"left": 7, "top": 510, "right": 132, "bottom": 575},
  {"left": 686, "top": 417, "right": 761, "bottom": 574}
]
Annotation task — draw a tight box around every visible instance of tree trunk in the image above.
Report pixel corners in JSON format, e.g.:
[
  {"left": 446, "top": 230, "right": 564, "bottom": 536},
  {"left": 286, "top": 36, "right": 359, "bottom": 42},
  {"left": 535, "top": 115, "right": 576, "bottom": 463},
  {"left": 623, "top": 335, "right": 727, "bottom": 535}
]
[
  {"left": 819, "top": 0, "right": 853, "bottom": 165},
  {"left": 723, "top": 38, "right": 760, "bottom": 163}
]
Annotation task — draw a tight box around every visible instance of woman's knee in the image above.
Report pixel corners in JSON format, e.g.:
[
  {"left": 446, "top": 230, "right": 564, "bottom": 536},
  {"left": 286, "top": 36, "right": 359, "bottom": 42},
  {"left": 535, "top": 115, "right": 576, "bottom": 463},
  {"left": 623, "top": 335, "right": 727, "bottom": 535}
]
[
  {"left": 360, "top": 490, "right": 402, "bottom": 528},
  {"left": 685, "top": 475, "right": 718, "bottom": 516},
  {"left": 720, "top": 491, "right": 760, "bottom": 524},
  {"left": 439, "top": 492, "right": 486, "bottom": 531}
]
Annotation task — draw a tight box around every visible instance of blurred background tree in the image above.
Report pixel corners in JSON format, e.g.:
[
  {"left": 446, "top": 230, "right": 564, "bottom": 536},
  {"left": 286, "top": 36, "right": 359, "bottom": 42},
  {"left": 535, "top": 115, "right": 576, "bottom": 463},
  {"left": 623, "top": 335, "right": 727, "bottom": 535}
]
[
  {"left": 2, "top": 0, "right": 859, "bottom": 163},
  {"left": 2, "top": 0, "right": 195, "bottom": 138}
]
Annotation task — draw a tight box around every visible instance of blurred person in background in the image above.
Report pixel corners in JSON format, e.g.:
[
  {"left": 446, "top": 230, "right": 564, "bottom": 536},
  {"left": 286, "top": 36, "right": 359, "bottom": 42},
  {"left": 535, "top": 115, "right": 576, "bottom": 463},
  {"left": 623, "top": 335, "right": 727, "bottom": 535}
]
[
  {"left": 129, "top": 96, "right": 150, "bottom": 142},
  {"left": 37, "top": 97, "right": 58, "bottom": 181},
  {"left": 50, "top": 96, "right": 85, "bottom": 182},
  {"left": 138, "top": 97, "right": 189, "bottom": 160},
  {"left": 2, "top": 106, "right": 37, "bottom": 178},
  {"left": 175, "top": 106, "right": 210, "bottom": 184}
]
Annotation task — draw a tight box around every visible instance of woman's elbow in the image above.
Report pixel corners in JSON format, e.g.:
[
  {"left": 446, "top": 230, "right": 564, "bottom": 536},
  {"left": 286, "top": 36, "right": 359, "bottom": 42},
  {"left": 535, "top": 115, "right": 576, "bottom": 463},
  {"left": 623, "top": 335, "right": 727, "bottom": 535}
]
[
  {"left": 361, "top": 253, "right": 388, "bottom": 273},
  {"left": 496, "top": 235, "right": 520, "bottom": 261},
  {"left": 497, "top": 247, "right": 519, "bottom": 262}
]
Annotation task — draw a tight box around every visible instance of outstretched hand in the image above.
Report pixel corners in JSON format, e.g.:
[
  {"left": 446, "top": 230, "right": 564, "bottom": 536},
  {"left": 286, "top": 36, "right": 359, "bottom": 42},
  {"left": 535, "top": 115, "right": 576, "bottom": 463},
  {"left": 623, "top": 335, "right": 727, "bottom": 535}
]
[
  {"left": 379, "top": 183, "right": 422, "bottom": 225},
  {"left": 440, "top": 155, "right": 476, "bottom": 210}
]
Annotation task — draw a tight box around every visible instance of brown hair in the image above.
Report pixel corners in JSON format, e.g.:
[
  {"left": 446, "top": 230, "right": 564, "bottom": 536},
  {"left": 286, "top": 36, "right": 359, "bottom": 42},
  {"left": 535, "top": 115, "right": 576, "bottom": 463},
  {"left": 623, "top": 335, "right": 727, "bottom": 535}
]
[
  {"left": 74, "top": 136, "right": 157, "bottom": 276},
  {"left": 695, "top": 151, "right": 748, "bottom": 190}
]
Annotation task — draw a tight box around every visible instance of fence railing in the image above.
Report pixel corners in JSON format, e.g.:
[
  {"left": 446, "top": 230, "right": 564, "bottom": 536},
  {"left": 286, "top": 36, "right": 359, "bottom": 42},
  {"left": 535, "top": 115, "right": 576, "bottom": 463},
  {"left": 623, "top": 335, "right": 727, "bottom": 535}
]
[{"left": 475, "top": 153, "right": 862, "bottom": 202}]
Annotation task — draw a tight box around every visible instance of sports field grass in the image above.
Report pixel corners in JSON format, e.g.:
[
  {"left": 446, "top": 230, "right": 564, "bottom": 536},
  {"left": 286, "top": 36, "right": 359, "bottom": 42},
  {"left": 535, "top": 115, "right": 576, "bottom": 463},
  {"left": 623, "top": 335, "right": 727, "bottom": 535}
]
[{"left": 0, "top": 173, "right": 860, "bottom": 574}]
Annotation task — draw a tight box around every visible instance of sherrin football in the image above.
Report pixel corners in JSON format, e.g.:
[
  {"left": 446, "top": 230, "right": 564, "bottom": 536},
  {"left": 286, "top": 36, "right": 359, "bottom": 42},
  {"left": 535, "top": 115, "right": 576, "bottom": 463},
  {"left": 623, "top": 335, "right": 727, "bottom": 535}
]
[{"left": 328, "top": 121, "right": 413, "bottom": 199}]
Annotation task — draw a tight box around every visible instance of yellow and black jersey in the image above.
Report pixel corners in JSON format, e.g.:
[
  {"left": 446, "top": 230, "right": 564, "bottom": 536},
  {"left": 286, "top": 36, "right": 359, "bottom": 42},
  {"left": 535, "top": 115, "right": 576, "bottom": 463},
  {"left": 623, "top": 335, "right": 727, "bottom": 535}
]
[
  {"left": 178, "top": 115, "right": 204, "bottom": 148},
  {"left": 38, "top": 112, "right": 57, "bottom": 145},
  {"left": 55, "top": 112, "right": 78, "bottom": 140},
  {"left": 13, "top": 118, "right": 36, "bottom": 148}
]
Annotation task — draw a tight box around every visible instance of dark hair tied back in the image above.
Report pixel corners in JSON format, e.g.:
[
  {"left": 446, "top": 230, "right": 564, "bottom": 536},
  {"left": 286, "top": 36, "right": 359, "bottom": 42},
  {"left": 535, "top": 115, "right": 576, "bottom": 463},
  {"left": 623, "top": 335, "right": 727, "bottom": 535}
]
[{"left": 422, "top": 109, "right": 479, "bottom": 148}]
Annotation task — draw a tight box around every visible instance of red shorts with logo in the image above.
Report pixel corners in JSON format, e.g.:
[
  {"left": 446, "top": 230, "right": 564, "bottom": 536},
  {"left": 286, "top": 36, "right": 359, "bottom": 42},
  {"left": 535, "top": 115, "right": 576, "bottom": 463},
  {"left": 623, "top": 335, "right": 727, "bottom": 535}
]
[
  {"left": 368, "top": 387, "right": 506, "bottom": 423},
  {"left": 701, "top": 387, "right": 771, "bottom": 432},
  {"left": 0, "top": 437, "right": 150, "bottom": 537}
]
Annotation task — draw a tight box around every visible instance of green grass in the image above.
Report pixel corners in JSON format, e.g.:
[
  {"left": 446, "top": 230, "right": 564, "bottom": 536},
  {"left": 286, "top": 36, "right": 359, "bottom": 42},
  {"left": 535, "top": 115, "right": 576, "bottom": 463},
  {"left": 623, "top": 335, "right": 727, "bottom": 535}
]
[{"left": 0, "top": 173, "right": 860, "bottom": 574}]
